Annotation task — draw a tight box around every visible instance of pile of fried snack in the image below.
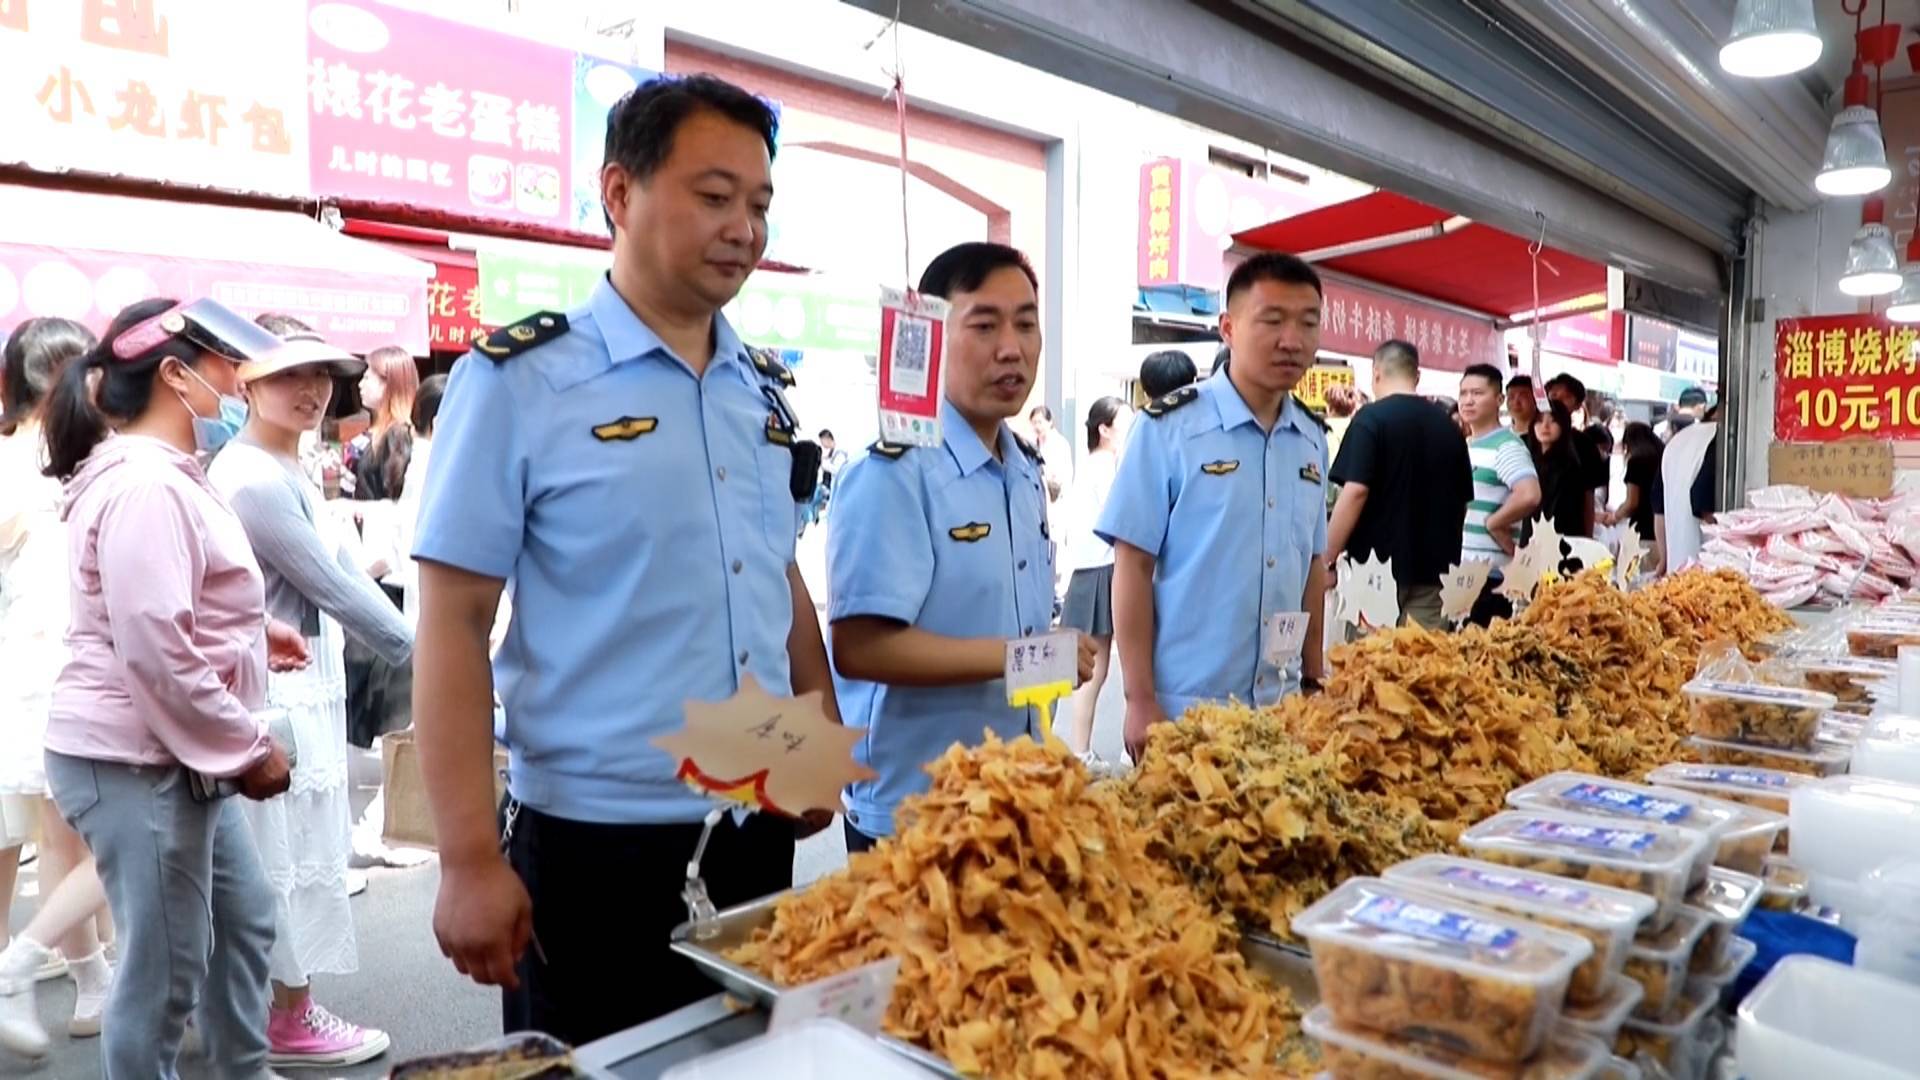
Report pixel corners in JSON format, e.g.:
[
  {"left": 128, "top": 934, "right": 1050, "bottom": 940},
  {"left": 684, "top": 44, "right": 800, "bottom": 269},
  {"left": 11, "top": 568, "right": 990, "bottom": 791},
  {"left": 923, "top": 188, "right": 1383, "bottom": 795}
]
[
  {"left": 729, "top": 570, "right": 1789, "bottom": 1076},
  {"left": 731, "top": 733, "right": 1317, "bottom": 1079}
]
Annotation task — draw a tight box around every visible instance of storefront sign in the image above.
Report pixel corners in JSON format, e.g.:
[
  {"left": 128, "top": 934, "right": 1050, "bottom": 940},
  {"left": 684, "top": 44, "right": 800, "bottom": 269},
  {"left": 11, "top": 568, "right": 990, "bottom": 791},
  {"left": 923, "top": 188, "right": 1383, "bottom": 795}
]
[
  {"left": 1767, "top": 441, "right": 1894, "bottom": 499},
  {"left": 307, "top": 1, "right": 571, "bottom": 226},
  {"left": 476, "top": 249, "right": 602, "bottom": 325},
  {"left": 1774, "top": 314, "right": 1920, "bottom": 442},
  {"left": 1137, "top": 157, "right": 1341, "bottom": 290},
  {"left": 725, "top": 272, "right": 882, "bottom": 354},
  {"left": 1319, "top": 278, "right": 1500, "bottom": 372},
  {"left": 1628, "top": 317, "right": 1680, "bottom": 371},
  {"left": 424, "top": 260, "right": 490, "bottom": 352},
  {"left": 0, "top": 242, "right": 426, "bottom": 354},
  {"left": 1295, "top": 363, "right": 1354, "bottom": 411},
  {"left": 1674, "top": 328, "right": 1718, "bottom": 384},
  {"left": 1537, "top": 308, "right": 1620, "bottom": 364},
  {"left": 0, "top": 0, "right": 310, "bottom": 194}
]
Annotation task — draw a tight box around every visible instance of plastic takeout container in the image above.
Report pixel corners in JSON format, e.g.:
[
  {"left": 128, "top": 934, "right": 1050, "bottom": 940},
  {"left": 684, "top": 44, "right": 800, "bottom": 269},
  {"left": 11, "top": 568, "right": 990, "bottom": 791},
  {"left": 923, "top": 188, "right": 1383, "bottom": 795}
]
[
  {"left": 1292, "top": 877, "right": 1592, "bottom": 1063},
  {"left": 1460, "top": 811, "right": 1707, "bottom": 932},
  {"left": 1505, "top": 773, "right": 1739, "bottom": 885},
  {"left": 1789, "top": 775, "right": 1920, "bottom": 884},
  {"left": 1614, "top": 988, "right": 1715, "bottom": 1080},
  {"left": 1682, "top": 679, "right": 1835, "bottom": 751},
  {"left": 661, "top": 1018, "right": 931, "bottom": 1079},
  {"left": 1759, "top": 855, "right": 1807, "bottom": 912},
  {"left": 1847, "top": 619, "right": 1920, "bottom": 660},
  {"left": 1684, "top": 735, "right": 1850, "bottom": 778},
  {"left": 1684, "top": 867, "right": 1761, "bottom": 971},
  {"left": 1624, "top": 907, "right": 1709, "bottom": 1020},
  {"left": 1384, "top": 855, "right": 1654, "bottom": 1006},
  {"left": 1557, "top": 973, "right": 1644, "bottom": 1045},
  {"left": 1691, "top": 937, "right": 1756, "bottom": 998},
  {"left": 1789, "top": 655, "right": 1895, "bottom": 711},
  {"left": 1849, "top": 714, "right": 1920, "bottom": 787},
  {"left": 1303, "top": 1005, "right": 1610, "bottom": 1080},
  {"left": 1736, "top": 954, "right": 1920, "bottom": 1080},
  {"left": 1644, "top": 763, "right": 1808, "bottom": 818}
]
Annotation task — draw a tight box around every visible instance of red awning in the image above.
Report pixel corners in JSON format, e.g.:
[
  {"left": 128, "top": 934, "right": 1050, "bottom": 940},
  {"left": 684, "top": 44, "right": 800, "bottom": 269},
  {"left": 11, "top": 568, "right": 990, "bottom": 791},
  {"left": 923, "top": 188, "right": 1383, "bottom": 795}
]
[
  {"left": 1232, "top": 192, "right": 1608, "bottom": 320},
  {"left": 344, "top": 220, "right": 492, "bottom": 353}
]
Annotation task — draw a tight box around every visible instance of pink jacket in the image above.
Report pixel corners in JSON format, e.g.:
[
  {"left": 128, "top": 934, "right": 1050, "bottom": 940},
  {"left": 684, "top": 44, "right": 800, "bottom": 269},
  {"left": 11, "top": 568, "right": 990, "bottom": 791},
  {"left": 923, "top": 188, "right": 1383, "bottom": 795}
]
[{"left": 46, "top": 436, "right": 271, "bottom": 777}]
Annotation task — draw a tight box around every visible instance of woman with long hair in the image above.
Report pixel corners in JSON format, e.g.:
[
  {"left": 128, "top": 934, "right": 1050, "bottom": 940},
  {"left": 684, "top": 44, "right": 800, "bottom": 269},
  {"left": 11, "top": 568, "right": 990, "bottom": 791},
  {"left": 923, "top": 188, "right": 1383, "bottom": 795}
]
[
  {"left": 1060, "top": 395, "right": 1132, "bottom": 759},
  {"left": 348, "top": 345, "right": 418, "bottom": 504},
  {"left": 208, "top": 322, "right": 408, "bottom": 1069},
  {"left": 1604, "top": 420, "right": 1665, "bottom": 548},
  {"left": 1525, "top": 400, "right": 1590, "bottom": 539},
  {"left": 0, "top": 318, "right": 119, "bottom": 1052},
  {"left": 25, "top": 297, "right": 298, "bottom": 1077}
]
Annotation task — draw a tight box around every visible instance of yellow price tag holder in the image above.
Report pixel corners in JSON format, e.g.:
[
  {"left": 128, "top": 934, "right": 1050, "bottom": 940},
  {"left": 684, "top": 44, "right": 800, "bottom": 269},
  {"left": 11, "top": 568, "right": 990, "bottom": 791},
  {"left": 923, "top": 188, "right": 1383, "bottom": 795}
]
[{"left": 1006, "top": 633, "right": 1076, "bottom": 750}]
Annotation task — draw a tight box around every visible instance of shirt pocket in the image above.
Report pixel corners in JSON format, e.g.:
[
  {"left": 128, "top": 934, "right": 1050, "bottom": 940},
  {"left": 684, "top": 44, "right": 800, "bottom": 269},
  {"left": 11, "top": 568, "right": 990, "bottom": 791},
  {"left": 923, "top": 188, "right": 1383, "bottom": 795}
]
[{"left": 756, "top": 441, "right": 800, "bottom": 560}]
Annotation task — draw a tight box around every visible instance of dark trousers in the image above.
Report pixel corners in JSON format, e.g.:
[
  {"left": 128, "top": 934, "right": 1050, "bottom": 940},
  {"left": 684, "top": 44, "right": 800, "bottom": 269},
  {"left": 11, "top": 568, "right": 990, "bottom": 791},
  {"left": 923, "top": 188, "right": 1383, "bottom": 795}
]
[
  {"left": 502, "top": 805, "right": 796, "bottom": 1044},
  {"left": 1469, "top": 579, "right": 1514, "bottom": 627},
  {"left": 843, "top": 818, "right": 881, "bottom": 855}
]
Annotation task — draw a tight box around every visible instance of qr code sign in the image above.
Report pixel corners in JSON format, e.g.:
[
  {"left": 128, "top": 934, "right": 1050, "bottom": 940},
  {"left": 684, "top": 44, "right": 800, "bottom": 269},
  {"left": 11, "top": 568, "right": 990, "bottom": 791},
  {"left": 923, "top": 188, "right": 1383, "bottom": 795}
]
[{"left": 890, "top": 313, "right": 932, "bottom": 397}]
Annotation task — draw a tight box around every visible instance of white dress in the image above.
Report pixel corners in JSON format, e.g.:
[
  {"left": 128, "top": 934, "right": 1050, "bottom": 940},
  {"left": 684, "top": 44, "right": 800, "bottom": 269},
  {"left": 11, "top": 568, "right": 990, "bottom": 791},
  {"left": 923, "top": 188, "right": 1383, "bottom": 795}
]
[{"left": 0, "top": 425, "right": 67, "bottom": 805}]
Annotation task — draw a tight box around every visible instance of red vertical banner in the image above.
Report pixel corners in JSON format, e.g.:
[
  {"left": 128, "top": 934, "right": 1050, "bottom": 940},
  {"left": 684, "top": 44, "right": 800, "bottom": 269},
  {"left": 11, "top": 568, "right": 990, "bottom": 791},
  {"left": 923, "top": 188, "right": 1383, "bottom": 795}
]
[{"left": 1774, "top": 314, "right": 1920, "bottom": 441}]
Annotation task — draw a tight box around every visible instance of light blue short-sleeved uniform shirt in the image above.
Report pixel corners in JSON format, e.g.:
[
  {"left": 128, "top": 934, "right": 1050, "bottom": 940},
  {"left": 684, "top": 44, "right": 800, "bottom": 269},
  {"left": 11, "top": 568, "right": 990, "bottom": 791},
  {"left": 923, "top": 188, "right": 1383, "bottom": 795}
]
[
  {"left": 1095, "top": 373, "right": 1329, "bottom": 719},
  {"left": 413, "top": 277, "right": 802, "bottom": 825},
  {"left": 828, "top": 399, "right": 1054, "bottom": 838}
]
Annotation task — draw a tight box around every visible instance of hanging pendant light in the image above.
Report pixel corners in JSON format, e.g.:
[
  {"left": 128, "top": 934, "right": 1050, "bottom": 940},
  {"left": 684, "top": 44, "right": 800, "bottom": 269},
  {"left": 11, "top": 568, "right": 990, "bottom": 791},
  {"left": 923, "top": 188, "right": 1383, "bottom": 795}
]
[
  {"left": 1816, "top": 57, "right": 1891, "bottom": 197},
  {"left": 1885, "top": 266, "right": 1920, "bottom": 322},
  {"left": 1840, "top": 199, "right": 1901, "bottom": 297},
  {"left": 1720, "top": 0, "right": 1823, "bottom": 78}
]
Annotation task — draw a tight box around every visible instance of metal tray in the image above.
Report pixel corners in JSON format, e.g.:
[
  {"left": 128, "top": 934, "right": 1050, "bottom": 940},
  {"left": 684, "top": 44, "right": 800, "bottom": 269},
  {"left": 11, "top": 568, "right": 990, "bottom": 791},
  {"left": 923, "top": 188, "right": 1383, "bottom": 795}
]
[{"left": 671, "top": 892, "right": 1320, "bottom": 1077}]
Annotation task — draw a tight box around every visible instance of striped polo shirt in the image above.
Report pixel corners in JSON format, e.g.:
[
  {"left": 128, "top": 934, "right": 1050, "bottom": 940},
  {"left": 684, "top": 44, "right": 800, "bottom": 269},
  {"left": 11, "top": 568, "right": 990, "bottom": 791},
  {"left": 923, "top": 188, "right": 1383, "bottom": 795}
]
[{"left": 1464, "top": 427, "right": 1537, "bottom": 570}]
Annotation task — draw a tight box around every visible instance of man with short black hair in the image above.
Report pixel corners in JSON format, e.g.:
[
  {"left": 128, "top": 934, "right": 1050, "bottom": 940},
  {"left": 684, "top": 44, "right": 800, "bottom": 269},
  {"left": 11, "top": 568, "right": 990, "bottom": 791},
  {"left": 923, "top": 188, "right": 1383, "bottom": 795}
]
[
  {"left": 1139, "top": 349, "right": 1198, "bottom": 400},
  {"left": 1545, "top": 372, "right": 1607, "bottom": 535},
  {"left": 1101, "top": 252, "right": 1331, "bottom": 759},
  {"left": 1460, "top": 363, "right": 1542, "bottom": 625},
  {"left": 1506, "top": 374, "right": 1539, "bottom": 437},
  {"left": 1324, "top": 340, "right": 1472, "bottom": 631}
]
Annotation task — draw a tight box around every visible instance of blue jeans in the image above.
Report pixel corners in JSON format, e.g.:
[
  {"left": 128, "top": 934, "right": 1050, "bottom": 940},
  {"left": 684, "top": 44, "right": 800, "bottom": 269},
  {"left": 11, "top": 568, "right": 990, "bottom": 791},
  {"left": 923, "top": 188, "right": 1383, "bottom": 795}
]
[{"left": 46, "top": 753, "right": 276, "bottom": 1080}]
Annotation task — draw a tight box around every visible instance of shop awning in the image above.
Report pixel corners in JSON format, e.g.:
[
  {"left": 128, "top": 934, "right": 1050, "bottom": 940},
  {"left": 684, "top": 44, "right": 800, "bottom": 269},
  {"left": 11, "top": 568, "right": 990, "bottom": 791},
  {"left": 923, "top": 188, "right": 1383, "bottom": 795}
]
[
  {"left": 343, "top": 220, "right": 491, "bottom": 354},
  {"left": 0, "top": 186, "right": 433, "bottom": 354},
  {"left": 1232, "top": 191, "right": 1610, "bottom": 321}
]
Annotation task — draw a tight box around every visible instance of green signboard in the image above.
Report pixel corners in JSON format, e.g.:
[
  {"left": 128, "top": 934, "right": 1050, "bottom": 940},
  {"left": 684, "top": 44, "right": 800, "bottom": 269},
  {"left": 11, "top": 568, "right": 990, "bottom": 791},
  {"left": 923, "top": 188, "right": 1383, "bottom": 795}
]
[{"left": 477, "top": 251, "right": 604, "bottom": 326}]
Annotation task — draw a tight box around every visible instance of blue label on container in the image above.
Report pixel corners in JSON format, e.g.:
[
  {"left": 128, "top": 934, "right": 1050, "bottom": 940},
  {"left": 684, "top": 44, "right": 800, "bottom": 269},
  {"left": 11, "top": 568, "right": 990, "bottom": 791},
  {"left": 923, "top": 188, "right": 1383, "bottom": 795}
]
[
  {"left": 1559, "top": 782, "right": 1694, "bottom": 825},
  {"left": 1437, "top": 865, "right": 1593, "bottom": 908},
  {"left": 1672, "top": 765, "right": 1790, "bottom": 789},
  {"left": 1516, "top": 818, "right": 1657, "bottom": 854},
  {"left": 1351, "top": 894, "right": 1519, "bottom": 953}
]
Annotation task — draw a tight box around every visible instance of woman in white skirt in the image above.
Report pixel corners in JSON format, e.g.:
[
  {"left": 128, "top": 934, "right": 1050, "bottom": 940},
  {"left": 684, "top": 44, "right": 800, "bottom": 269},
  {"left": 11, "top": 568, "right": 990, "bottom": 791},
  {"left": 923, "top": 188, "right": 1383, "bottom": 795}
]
[
  {"left": 209, "top": 321, "right": 411, "bottom": 1069},
  {"left": 1059, "top": 396, "right": 1131, "bottom": 760}
]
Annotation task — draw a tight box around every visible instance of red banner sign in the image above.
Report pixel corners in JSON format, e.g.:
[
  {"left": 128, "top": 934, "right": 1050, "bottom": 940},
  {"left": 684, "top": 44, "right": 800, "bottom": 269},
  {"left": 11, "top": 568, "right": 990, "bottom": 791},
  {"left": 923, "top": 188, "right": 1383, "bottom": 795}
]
[
  {"left": 1774, "top": 314, "right": 1920, "bottom": 441},
  {"left": 423, "top": 260, "right": 490, "bottom": 352},
  {"left": 306, "top": 1, "right": 570, "bottom": 227},
  {"left": 1319, "top": 278, "right": 1501, "bottom": 372}
]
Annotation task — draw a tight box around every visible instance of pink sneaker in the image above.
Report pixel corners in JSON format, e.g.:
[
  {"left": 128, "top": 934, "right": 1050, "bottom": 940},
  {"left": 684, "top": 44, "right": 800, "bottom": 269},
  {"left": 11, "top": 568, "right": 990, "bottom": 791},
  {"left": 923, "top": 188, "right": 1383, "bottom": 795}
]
[{"left": 265, "top": 1001, "right": 390, "bottom": 1068}]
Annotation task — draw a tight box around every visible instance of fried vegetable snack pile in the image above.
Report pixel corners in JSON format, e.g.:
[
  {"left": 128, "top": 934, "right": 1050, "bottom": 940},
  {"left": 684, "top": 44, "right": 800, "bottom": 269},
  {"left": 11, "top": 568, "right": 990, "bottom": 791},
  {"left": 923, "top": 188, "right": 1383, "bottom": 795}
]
[
  {"left": 729, "top": 734, "right": 1313, "bottom": 1079},
  {"left": 1636, "top": 568, "right": 1793, "bottom": 663},
  {"left": 1126, "top": 703, "right": 1446, "bottom": 937}
]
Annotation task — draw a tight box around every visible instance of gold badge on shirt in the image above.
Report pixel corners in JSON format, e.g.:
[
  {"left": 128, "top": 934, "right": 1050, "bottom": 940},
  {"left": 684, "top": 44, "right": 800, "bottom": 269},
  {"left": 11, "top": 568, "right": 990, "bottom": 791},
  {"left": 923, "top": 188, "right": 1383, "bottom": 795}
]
[
  {"left": 591, "top": 416, "right": 658, "bottom": 441},
  {"left": 948, "top": 522, "right": 992, "bottom": 542},
  {"left": 1298, "top": 462, "right": 1322, "bottom": 484},
  {"left": 1200, "top": 460, "right": 1239, "bottom": 476}
]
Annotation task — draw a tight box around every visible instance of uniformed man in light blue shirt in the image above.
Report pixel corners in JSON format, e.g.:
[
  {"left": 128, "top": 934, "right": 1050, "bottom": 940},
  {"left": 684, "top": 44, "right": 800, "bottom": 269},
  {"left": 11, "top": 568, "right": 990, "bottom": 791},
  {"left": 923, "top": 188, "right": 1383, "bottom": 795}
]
[
  {"left": 828, "top": 242, "right": 1096, "bottom": 850},
  {"left": 408, "top": 74, "right": 838, "bottom": 1042},
  {"left": 1098, "top": 252, "right": 1331, "bottom": 760}
]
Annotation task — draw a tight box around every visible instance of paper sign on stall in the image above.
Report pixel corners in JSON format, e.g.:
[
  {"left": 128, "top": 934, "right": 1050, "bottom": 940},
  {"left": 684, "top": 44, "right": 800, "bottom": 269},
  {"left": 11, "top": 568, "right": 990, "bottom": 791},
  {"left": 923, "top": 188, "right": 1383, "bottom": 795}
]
[
  {"left": 1614, "top": 528, "right": 1649, "bottom": 588},
  {"left": 1007, "top": 631, "right": 1077, "bottom": 748},
  {"left": 1263, "top": 612, "right": 1311, "bottom": 666},
  {"left": 769, "top": 957, "right": 902, "bottom": 1036},
  {"left": 1499, "top": 517, "right": 1560, "bottom": 605},
  {"left": 652, "top": 675, "right": 873, "bottom": 817},
  {"left": 1558, "top": 537, "right": 1615, "bottom": 579},
  {"left": 876, "top": 287, "right": 949, "bottom": 448},
  {"left": 1439, "top": 560, "right": 1493, "bottom": 625},
  {"left": 1336, "top": 552, "right": 1399, "bottom": 634}
]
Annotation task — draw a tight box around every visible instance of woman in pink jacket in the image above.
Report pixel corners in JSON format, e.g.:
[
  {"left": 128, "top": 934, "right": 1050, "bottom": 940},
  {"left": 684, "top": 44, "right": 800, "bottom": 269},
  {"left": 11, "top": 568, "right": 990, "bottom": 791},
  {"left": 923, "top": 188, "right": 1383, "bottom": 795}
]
[{"left": 28, "top": 297, "right": 300, "bottom": 1079}]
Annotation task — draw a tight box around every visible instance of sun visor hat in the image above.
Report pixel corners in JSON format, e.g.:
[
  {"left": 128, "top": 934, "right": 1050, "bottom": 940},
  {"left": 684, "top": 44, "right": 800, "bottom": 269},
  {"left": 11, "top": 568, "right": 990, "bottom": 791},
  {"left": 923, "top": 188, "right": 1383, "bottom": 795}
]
[
  {"left": 237, "top": 332, "right": 369, "bottom": 383},
  {"left": 111, "top": 299, "right": 289, "bottom": 365}
]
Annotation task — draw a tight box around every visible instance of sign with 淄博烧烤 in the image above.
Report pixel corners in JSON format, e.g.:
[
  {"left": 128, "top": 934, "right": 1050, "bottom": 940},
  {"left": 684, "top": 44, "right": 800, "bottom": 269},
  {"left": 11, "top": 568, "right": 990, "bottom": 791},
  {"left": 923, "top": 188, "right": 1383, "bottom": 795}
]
[{"left": 1774, "top": 314, "right": 1920, "bottom": 442}]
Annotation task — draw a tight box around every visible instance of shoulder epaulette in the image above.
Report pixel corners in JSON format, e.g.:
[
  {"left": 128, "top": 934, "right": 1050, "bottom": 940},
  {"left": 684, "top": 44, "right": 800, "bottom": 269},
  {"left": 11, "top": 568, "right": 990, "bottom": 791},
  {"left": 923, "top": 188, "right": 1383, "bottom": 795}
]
[
  {"left": 1012, "top": 434, "right": 1042, "bottom": 463},
  {"left": 1143, "top": 386, "right": 1199, "bottom": 418},
  {"left": 867, "top": 440, "right": 911, "bottom": 460},
  {"left": 748, "top": 347, "right": 796, "bottom": 387},
  {"left": 1293, "top": 394, "right": 1331, "bottom": 431},
  {"left": 473, "top": 312, "right": 568, "bottom": 364}
]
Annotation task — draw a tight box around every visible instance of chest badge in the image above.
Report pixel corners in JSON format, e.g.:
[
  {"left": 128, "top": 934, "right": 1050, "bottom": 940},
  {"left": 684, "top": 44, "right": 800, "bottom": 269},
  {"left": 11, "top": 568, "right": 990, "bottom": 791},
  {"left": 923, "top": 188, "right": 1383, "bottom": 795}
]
[
  {"left": 1200, "top": 460, "right": 1239, "bottom": 476},
  {"left": 764, "top": 415, "right": 795, "bottom": 446},
  {"left": 1299, "top": 461, "right": 1323, "bottom": 484},
  {"left": 948, "top": 522, "right": 992, "bottom": 542},
  {"left": 591, "top": 416, "right": 658, "bottom": 442}
]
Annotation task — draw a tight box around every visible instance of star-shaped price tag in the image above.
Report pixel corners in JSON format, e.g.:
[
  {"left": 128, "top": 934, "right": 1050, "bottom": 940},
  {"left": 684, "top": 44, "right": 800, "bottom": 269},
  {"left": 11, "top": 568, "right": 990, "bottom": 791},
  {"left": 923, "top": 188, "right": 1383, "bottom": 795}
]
[
  {"left": 1336, "top": 551, "right": 1400, "bottom": 634},
  {"left": 652, "top": 675, "right": 874, "bottom": 816},
  {"left": 1614, "top": 527, "right": 1649, "bottom": 588},
  {"left": 1439, "top": 559, "right": 1493, "bottom": 625},
  {"left": 1499, "top": 515, "right": 1560, "bottom": 606}
]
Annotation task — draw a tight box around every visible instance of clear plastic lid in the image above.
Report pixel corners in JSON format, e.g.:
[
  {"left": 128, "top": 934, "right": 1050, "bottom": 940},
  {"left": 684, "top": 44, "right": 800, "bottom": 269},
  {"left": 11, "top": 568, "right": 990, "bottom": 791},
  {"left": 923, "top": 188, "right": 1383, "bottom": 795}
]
[
  {"left": 1384, "top": 855, "right": 1657, "bottom": 933},
  {"left": 1684, "top": 735, "right": 1852, "bottom": 777},
  {"left": 1506, "top": 772, "right": 1741, "bottom": 842},
  {"left": 1631, "top": 906, "right": 1711, "bottom": 964},
  {"left": 1687, "top": 867, "right": 1763, "bottom": 930},
  {"left": 1559, "top": 973, "right": 1645, "bottom": 1039},
  {"left": 1790, "top": 655, "right": 1899, "bottom": 679},
  {"left": 1692, "top": 936, "right": 1757, "bottom": 991},
  {"left": 1680, "top": 679, "right": 1837, "bottom": 713},
  {"left": 1820, "top": 711, "right": 1868, "bottom": 743},
  {"left": 1762, "top": 854, "right": 1809, "bottom": 898},
  {"left": 1623, "top": 983, "right": 1716, "bottom": 1035},
  {"left": 1303, "top": 1006, "right": 1610, "bottom": 1080},
  {"left": 1645, "top": 763, "right": 1811, "bottom": 814},
  {"left": 1459, "top": 811, "right": 1708, "bottom": 924},
  {"left": 1291, "top": 877, "right": 1593, "bottom": 985}
]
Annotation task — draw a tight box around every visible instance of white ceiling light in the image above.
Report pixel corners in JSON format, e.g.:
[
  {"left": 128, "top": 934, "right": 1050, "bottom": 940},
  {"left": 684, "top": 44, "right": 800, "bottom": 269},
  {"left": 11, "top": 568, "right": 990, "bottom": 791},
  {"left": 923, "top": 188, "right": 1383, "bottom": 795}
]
[
  {"left": 1887, "top": 269, "right": 1920, "bottom": 322},
  {"left": 1816, "top": 105, "right": 1892, "bottom": 196},
  {"left": 1720, "top": 0, "right": 1824, "bottom": 77},
  {"left": 1840, "top": 222, "right": 1902, "bottom": 297}
]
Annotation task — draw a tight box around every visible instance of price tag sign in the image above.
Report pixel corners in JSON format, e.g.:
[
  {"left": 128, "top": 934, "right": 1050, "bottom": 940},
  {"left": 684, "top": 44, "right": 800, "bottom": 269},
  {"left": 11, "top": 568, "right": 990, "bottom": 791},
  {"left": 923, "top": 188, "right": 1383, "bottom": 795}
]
[
  {"left": 1439, "top": 560, "right": 1493, "bottom": 625},
  {"left": 1263, "top": 611, "right": 1310, "bottom": 666},
  {"left": 768, "top": 957, "right": 901, "bottom": 1036},
  {"left": 876, "top": 287, "right": 949, "bottom": 448},
  {"left": 651, "top": 676, "right": 874, "bottom": 816},
  {"left": 1335, "top": 552, "right": 1399, "bottom": 634},
  {"left": 1006, "top": 631, "right": 1077, "bottom": 748}
]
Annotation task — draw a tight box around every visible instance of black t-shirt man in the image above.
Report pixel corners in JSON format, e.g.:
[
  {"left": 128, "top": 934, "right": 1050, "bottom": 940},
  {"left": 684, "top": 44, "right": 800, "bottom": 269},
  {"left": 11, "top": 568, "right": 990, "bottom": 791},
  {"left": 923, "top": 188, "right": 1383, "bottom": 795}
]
[{"left": 1330, "top": 393, "right": 1474, "bottom": 586}]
